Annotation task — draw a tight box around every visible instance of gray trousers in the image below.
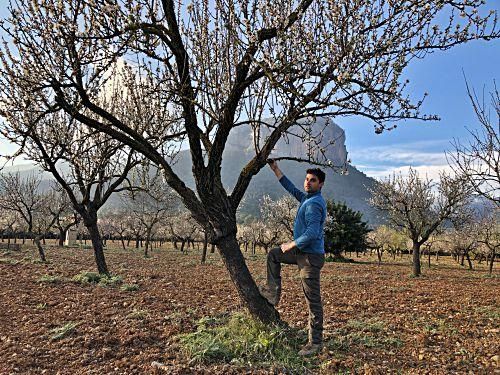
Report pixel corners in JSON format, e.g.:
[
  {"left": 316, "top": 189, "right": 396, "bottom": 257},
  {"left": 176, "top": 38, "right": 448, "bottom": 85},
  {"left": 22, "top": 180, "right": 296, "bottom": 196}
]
[{"left": 266, "top": 247, "right": 325, "bottom": 344}]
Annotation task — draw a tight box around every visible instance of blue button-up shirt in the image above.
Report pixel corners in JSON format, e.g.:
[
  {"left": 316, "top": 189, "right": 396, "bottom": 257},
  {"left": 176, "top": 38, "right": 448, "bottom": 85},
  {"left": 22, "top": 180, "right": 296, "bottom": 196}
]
[{"left": 279, "top": 175, "right": 326, "bottom": 254}]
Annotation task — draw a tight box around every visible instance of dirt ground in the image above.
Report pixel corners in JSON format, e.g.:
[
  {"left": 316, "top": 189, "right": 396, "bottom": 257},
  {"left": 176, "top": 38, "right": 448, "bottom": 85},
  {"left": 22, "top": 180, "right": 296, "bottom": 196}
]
[{"left": 0, "top": 242, "right": 498, "bottom": 374}]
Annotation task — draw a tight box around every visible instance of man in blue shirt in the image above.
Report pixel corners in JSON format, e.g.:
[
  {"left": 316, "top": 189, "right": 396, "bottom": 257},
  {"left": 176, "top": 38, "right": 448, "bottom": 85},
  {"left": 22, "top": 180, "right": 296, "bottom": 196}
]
[{"left": 261, "top": 159, "right": 327, "bottom": 356}]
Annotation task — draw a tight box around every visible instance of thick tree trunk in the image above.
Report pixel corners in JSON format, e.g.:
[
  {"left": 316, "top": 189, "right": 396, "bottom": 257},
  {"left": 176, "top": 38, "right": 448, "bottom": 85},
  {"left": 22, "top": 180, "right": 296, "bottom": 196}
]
[
  {"left": 120, "top": 236, "right": 126, "bottom": 250},
  {"left": 85, "top": 220, "right": 109, "bottom": 275},
  {"left": 34, "top": 235, "right": 46, "bottom": 262},
  {"left": 412, "top": 242, "right": 421, "bottom": 276},
  {"left": 216, "top": 234, "right": 280, "bottom": 324}
]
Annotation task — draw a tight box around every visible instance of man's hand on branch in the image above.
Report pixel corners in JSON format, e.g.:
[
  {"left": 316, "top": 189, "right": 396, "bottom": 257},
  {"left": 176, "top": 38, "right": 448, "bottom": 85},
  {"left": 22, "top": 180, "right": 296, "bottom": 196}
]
[{"left": 267, "top": 158, "right": 283, "bottom": 179}]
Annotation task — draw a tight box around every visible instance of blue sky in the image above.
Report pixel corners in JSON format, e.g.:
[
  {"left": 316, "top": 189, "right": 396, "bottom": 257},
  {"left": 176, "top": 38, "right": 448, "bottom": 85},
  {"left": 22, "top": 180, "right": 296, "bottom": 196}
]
[
  {"left": 0, "top": 3, "right": 498, "bottom": 181},
  {"left": 340, "top": 39, "right": 499, "bottom": 180}
]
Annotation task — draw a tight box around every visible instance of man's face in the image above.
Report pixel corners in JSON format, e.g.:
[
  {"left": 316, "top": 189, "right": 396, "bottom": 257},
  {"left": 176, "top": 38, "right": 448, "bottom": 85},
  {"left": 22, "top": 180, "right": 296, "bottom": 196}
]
[{"left": 304, "top": 173, "right": 323, "bottom": 193}]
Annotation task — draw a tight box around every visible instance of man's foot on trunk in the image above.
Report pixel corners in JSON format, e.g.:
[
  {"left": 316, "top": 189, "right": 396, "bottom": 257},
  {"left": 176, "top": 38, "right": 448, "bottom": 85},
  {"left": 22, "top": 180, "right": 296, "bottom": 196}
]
[
  {"left": 298, "top": 343, "right": 323, "bottom": 356},
  {"left": 258, "top": 285, "right": 280, "bottom": 306}
]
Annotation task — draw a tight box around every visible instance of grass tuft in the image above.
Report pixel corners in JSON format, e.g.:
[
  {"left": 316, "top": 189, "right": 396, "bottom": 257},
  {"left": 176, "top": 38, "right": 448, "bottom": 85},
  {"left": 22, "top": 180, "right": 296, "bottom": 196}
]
[
  {"left": 72, "top": 271, "right": 102, "bottom": 284},
  {"left": 120, "top": 283, "right": 140, "bottom": 292},
  {"left": 72, "top": 272, "right": 123, "bottom": 286},
  {"left": 50, "top": 322, "right": 79, "bottom": 341},
  {"left": 127, "top": 309, "right": 149, "bottom": 320},
  {"left": 37, "top": 274, "right": 62, "bottom": 284},
  {"left": 98, "top": 275, "right": 123, "bottom": 287},
  {"left": 177, "top": 312, "right": 311, "bottom": 372}
]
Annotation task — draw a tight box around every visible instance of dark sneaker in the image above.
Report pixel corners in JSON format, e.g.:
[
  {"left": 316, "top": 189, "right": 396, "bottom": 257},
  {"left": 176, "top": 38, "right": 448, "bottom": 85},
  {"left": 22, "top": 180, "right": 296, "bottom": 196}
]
[
  {"left": 298, "top": 343, "right": 323, "bottom": 356},
  {"left": 258, "top": 285, "right": 280, "bottom": 306}
]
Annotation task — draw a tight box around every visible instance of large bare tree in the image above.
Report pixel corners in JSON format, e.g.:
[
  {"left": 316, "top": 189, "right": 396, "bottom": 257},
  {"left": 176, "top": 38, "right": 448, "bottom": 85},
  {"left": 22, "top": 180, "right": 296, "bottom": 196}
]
[
  {"left": 369, "top": 168, "right": 473, "bottom": 276},
  {"left": 0, "top": 0, "right": 498, "bottom": 322},
  {"left": 449, "top": 83, "right": 499, "bottom": 207}
]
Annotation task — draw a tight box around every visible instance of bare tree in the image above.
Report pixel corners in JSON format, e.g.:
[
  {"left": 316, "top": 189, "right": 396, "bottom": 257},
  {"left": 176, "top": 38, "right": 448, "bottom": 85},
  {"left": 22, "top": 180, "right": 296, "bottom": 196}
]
[
  {"left": 0, "top": 112, "right": 141, "bottom": 274},
  {"left": 1, "top": 0, "right": 498, "bottom": 322},
  {"left": 450, "top": 83, "right": 499, "bottom": 207},
  {"left": 0, "top": 173, "right": 66, "bottom": 261},
  {"left": 369, "top": 168, "right": 473, "bottom": 276},
  {"left": 259, "top": 195, "right": 297, "bottom": 237},
  {"left": 476, "top": 205, "right": 499, "bottom": 275},
  {"left": 122, "top": 164, "right": 178, "bottom": 257}
]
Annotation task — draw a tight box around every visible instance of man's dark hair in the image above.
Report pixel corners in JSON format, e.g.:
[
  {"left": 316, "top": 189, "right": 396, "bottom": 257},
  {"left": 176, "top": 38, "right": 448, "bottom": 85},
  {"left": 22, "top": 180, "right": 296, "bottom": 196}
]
[{"left": 306, "top": 168, "right": 326, "bottom": 183}]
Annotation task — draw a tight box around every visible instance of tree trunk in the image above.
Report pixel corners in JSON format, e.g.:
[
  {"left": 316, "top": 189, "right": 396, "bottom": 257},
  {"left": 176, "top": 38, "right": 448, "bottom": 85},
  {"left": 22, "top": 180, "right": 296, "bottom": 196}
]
[
  {"left": 85, "top": 220, "right": 109, "bottom": 275},
  {"left": 216, "top": 234, "right": 280, "bottom": 324},
  {"left": 201, "top": 232, "right": 208, "bottom": 264},
  {"left": 465, "top": 251, "right": 473, "bottom": 270},
  {"left": 489, "top": 249, "right": 495, "bottom": 276},
  {"left": 376, "top": 247, "right": 382, "bottom": 265},
  {"left": 144, "top": 228, "right": 152, "bottom": 258},
  {"left": 210, "top": 243, "right": 215, "bottom": 254},
  {"left": 120, "top": 236, "right": 126, "bottom": 250},
  {"left": 428, "top": 249, "right": 431, "bottom": 268},
  {"left": 58, "top": 228, "right": 65, "bottom": 247},
  {"left": 33, "top": 235, "right": 46, "bottom": 262},
  {"left": 412, "top": 242, "right": 421, "bottom": 276}
]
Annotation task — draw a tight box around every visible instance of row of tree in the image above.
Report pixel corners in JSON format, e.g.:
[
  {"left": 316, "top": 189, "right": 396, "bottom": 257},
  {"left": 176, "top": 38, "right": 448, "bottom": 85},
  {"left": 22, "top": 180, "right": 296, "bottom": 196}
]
[{"left": 0, "top": 0, "right": 497, "bottom": 324}]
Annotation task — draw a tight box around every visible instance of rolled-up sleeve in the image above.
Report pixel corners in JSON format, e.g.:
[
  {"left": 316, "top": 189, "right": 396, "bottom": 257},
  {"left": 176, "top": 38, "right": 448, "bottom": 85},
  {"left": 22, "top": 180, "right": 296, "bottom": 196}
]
[{"left": 295, "top": 201, "right": 324, "bottom": 250}]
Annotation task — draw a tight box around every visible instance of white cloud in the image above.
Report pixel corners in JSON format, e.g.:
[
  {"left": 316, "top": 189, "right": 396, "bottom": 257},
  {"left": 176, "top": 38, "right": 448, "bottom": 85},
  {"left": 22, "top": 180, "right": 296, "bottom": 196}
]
[
  {"left": 362, "top": 164, "right": 454, "bottom": 181},
  {"left": 349, "top": 140, "right": 455, "bottom": 180}
]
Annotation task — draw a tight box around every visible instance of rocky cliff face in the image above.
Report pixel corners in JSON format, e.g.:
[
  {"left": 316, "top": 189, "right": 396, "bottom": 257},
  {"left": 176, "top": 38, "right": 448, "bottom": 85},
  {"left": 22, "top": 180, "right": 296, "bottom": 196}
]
[{"left": 226, "top": 117, "right": 348, "bottom": 167}]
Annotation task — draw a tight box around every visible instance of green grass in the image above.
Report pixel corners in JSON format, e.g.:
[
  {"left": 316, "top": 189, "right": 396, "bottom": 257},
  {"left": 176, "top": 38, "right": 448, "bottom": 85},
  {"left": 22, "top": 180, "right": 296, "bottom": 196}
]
[
  {"left": 475, "top": 306, "right": 500, "bottom": 321},
  {"left": 0, "top": 257, "right": 18, "bottom": 265},
  {"left": 120, "top": 283, "right": 140, "bottom": 292},
  {"left": 50, "top": 322, "right": 79, "bottom": 341},
  {"left": 72, "top": 271, "right": 123, "bottom": 286},
  {"left": 177, "top": 312, "right": 312, "bottom": 372},
  {"left": 37, "top": 274, "right": 62, "bottom": 284}
]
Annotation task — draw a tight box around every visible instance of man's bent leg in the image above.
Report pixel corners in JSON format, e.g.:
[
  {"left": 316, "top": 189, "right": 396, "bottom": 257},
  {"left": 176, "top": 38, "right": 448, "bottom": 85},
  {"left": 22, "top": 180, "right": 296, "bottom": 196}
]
[
  {"left": 263, "top": 247, "right": 298, "bottom": 306},
  {"left": 298, "top": 253, "right": 325, "bottom": 345}
]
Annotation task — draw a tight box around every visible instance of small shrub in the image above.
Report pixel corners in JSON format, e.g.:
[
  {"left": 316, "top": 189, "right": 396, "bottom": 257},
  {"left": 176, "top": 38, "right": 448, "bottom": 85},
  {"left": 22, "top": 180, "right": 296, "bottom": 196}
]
[
  {"left": 98, "top": 275, "right": 123, "bottom": 287},
  {"left": 37, "top": 275, "right": 61, "bottom": 284},
  {"left": 36, "top": 303, "right": 48, "bottom": 310},
  {"left": 72, "top": 272, "right": 124, "bottom": 287},
  {"left": 50, "top": 322, "right": 79, "bottom": 341},
  {"left": 72, "top": 271, "right": 102, "bottom": 284},
  {"left": 121, "top": 284, "right": 140, "bottom": 292},
  {"left": 177, "top": 312, "right": 310, "bottom": 371}
]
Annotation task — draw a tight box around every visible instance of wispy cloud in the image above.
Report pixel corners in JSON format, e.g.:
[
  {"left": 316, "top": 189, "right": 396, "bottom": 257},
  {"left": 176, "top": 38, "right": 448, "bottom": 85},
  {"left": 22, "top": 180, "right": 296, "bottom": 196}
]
[{"left": 349, "top": 140, "right": 454, "bottom": 180}]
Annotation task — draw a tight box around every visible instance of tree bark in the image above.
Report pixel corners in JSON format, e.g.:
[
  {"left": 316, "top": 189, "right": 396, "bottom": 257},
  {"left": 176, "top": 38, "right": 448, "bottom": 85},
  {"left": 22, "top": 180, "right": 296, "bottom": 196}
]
[
  {"left": 201, "top": 232, "right": 208, "bottom": 264},
  {"left": 85, "top": 219, "right": 109, "bottom": 275},
  {"left": 412, "top": 242, "right": 421, "bottom": 276},
  {"left": 489, "top": 248, "right": 495, "bottom": 276},
  {"left": 216, "top": 234, "right": 280, "bottom": 324},
  {"left": 33, "top": 235, "right": 46, "bottom": 262}
]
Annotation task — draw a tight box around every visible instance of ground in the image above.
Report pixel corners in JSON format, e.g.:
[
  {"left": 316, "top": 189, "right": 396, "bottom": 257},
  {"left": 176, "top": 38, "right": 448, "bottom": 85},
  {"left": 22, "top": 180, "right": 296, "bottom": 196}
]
[{"left": 0, "top": 242, "right": 498, "bottom": 374}]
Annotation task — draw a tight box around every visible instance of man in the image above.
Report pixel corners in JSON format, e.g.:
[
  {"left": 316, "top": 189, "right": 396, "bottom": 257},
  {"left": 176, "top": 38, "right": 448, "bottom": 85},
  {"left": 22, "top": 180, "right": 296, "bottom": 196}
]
[{"left": 261, "top": 159, "right": 327, "bottom": 356}]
